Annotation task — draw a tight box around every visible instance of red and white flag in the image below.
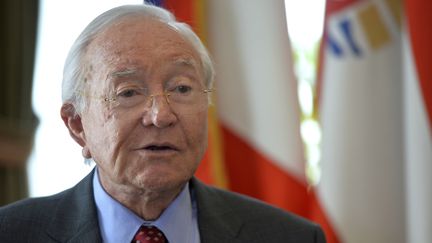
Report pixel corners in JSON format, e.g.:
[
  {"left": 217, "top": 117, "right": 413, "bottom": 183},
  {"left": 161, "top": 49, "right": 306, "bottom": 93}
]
[{"left": 207, "top": 0, "right": 308, "bottom": 210}]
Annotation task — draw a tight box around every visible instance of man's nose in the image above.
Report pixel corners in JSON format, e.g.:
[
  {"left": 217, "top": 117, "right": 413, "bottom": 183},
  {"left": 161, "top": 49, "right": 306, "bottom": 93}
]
[{"left": 142, "top": 94, "right": 177, "bottom": 128}]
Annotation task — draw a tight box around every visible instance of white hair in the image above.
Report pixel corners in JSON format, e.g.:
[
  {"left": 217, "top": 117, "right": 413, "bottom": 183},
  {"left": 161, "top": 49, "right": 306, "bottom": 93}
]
[{"left": 62, "top": 4, "right": 215, "bottom": 115}]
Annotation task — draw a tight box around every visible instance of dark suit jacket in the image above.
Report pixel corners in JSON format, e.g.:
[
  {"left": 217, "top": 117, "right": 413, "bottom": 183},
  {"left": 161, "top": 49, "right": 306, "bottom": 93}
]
[{"left": 0, "top": 170, "right": 325, "bottom": 242}]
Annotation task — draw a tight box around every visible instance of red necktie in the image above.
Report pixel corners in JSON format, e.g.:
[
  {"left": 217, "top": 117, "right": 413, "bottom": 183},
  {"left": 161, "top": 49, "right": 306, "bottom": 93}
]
[{"left": 132, "top": 225, "right": 168, "bottom": 243}]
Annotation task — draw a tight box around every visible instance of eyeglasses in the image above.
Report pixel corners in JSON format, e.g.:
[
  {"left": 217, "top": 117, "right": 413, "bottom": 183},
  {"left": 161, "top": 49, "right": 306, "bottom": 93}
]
[{"left": 99, "top": 85, "right": 213, "bottom": 113}]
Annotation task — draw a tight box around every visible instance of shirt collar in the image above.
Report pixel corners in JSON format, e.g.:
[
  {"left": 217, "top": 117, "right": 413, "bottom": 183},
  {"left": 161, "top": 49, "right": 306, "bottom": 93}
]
[{"left": 93, "top": 168, "right": 197, "bottom": 243}]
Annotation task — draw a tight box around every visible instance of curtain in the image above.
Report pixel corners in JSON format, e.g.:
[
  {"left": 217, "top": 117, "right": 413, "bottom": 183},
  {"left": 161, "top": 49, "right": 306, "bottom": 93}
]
[{"left": 0, "top": 0, "right": 39, "bottom": 205}]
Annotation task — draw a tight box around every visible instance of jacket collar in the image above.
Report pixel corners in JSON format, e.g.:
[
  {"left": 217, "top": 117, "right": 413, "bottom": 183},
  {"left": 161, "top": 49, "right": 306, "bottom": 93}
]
[{"left": 191, "top": 178, "right": 244, "bottom": 243}]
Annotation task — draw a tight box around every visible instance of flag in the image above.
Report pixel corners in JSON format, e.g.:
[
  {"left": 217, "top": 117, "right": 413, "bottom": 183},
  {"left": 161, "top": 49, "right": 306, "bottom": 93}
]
[
  {"left": 207, "top": 0, "right": 308, "bottom": 213},
  {"left": 404, "top": 0, "right": 432, "bottom": 242},
  {"left": 318, "top": 0, "right": 432, "bottom": 242}
]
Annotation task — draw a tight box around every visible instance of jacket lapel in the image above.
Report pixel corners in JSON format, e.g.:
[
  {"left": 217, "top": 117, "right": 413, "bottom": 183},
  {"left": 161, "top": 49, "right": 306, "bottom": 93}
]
[
  {"left": 191, "top": 178, "right": 243, "bottom": 243},
  {"left": 46, "top": 170, "right": 102, "bottom": 243}
]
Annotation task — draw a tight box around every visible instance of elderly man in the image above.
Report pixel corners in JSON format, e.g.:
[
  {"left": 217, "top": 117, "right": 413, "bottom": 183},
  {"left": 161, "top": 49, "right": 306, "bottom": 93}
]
[{"left": 0, "top": 4, "right": 325, "bottom": 243}]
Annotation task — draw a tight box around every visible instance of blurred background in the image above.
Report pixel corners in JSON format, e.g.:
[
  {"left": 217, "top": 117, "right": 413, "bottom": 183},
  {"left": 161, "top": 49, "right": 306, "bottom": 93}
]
[{"left": 1, "top": 0, "right": 430, "bottom": 243}]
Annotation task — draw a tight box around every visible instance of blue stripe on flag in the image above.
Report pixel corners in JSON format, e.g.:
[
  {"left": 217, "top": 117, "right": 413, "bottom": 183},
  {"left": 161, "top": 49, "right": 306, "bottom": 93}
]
[
  {"left": 144, "top": 0, "right": 163, "bottom": 7},
  {"left": 339, "top": 19, "right": 362, "bottom": 56},
  {"left": 327, "top": 34, "right": 344, "bottom": 57}
]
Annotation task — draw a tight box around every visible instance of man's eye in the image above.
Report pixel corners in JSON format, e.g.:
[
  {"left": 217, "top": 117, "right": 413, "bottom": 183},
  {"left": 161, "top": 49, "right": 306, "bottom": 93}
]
[
  {"left": 118, "top": 89, "right": 140, "bottom": 98},
  {"left": 173, "top": 85, "right": 192, "bottom": 94}
]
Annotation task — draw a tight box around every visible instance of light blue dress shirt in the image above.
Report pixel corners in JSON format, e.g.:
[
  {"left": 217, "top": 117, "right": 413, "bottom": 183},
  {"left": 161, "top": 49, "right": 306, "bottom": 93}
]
[{"left": 93, "top": 168, "right": 200, "bottom": 243}]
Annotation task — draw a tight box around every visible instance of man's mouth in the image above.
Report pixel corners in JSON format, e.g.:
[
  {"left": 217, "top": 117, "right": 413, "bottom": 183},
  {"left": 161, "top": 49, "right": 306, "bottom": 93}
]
[
  {"left": 140, "top": 143, "right": 179, "bottom": 152},
  {"left": 145, "top": 145, "right": 174, "bottom": 151}
]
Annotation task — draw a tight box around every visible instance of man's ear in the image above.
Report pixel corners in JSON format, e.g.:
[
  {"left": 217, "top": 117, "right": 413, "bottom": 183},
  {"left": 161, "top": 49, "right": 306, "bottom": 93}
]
[{"left": 60, "top": 104, "right": 86, "bottom": 147}]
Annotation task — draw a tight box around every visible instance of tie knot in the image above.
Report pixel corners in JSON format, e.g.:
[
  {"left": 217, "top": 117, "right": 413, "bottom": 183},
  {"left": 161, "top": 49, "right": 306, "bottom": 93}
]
[{"left": 132, "top": 225, "right": 168, "bottom": 243}]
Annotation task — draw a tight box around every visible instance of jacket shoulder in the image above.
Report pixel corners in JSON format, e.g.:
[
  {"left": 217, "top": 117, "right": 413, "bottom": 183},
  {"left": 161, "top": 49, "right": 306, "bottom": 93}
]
[
  {"left": 0, "top": 189, "right": 72, "bottom": 241},
  {"left": 0, "top": 171, "right": 99, "bottom": 242},
  {"left": 0, "top": 188, "right": 71, "bottom": 218},
  {"left": 202, "top": 183, "right": 317, "bottom": 225},
  {"left": 192, "top": 178, "right": 326, "bottom": 242}
]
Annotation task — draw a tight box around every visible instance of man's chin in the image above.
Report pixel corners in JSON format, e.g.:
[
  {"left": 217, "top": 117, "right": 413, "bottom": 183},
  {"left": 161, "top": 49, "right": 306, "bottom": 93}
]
[{"left": 132, "top": 172, "right": 189, "bottom": 193}]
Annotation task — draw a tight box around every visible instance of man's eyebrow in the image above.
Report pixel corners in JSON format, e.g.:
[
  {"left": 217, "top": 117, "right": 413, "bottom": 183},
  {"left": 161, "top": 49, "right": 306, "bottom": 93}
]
[
  {"left": 109, "top": 68, "right": 137, "bottom": 78},
  {"left": 172, "top": 57, "right": 198, "bottom": 69}
]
